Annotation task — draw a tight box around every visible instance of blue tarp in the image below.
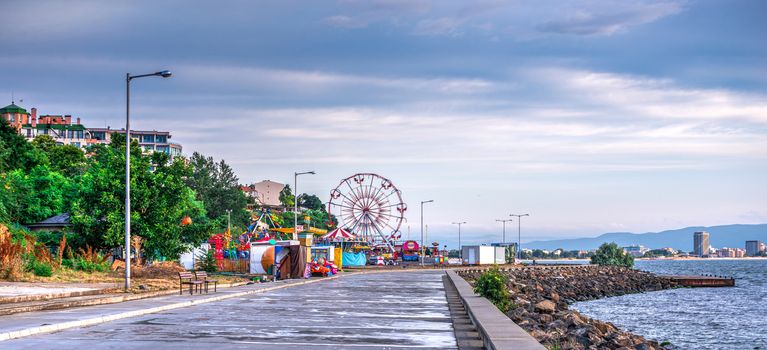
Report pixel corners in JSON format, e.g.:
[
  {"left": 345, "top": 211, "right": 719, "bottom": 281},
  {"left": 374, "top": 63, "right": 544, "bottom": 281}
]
[{"left": 342, "top": 252, "right": 367, "bottom": 266}]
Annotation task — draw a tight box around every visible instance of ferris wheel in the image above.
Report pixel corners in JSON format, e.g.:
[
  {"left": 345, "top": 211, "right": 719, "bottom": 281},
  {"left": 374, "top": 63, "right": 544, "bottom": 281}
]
[{"left": 328, "top": 173, "right": 407, "bottom": 251}]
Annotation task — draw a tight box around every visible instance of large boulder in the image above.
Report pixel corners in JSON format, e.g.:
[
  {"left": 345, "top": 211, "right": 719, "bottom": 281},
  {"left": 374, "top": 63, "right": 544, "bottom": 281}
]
[{"left": 535, "top": 300, "right": 557, "bottom": 313}]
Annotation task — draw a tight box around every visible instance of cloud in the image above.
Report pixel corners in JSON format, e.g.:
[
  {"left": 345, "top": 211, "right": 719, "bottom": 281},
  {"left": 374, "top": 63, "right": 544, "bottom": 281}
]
[
  {"left": 326, "top": 0, "right": 686, "bottom": 39},
  {"left": 535, "top": 68, "right": 767, "bottom": 124},
  {"left": 322, "top": 15, "right": 368, "bottom": 28},
  {"left": 537, "top": 2, "right": 684, "bottom": 36},
  {"left": 0, "top": 0, "right": 134, "bottom": 41},
  {"left": 413, "top": 17, "right": 464, "bottom": 36}
]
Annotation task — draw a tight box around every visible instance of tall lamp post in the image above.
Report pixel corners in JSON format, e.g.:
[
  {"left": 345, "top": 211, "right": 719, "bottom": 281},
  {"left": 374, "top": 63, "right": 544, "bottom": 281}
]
[
  {"left": 294, "top": 171, "right": 315, "bottom": 240},
  {"left": 451, "top": 221, "right": 466, "bottom": 258},
  {"left": 509, "top": 213, "right": 530, "bottom": 260},
  {"left": 124, "top": 70, "right": 171, "bottom": 291},
  {"left": 495, "top": 219, "right": 512, "bottom": 243},
  {"left": 420, "top": 200, "right": 434, "bottom": 266}
]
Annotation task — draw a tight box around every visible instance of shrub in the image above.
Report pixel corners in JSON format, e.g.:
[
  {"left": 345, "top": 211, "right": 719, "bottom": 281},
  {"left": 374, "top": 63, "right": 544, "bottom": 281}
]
[
  {"left": 71, "top": 245, "right": 111, "bottom": 272},
  {"left": 591, "top": 242, "right": 634, "bottom": 268},
  {"left": 0, "top": 224, "right": 25, "bottom": 280},
  {"left": 74, "top": 258, "right": 109, "bottom": 272},
  {"left": 61, "top": 258, "right": 74, "bottom": 268},
  {"left": 195, "top": 249, "right": 218, "bottom": 273},
  {"left": 32, "top": 262, "right": 53, "bottom": 277},
  {"left": 473, "top": 267, "right": 512, "bottom": 312}
]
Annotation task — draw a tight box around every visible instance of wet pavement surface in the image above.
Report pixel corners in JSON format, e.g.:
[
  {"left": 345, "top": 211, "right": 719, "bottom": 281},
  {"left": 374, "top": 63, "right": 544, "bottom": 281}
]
[{"left": 5, "top": 270, "right": 457, "bottom": 349}]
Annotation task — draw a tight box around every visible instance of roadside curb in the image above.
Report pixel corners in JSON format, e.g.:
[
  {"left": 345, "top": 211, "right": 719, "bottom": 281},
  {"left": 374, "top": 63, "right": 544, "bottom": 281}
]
[
  {"left": 0, "top": 276, "right": 338, "bottom": 342},
  {"left": 445, "top": 270, "right": 546, "bottom": 350},
  {"left": 0, "top": 288, "right": 109, "bottom": 305},
  {"left": 0, "top": 281, "right": 249, "bottom": 316}
]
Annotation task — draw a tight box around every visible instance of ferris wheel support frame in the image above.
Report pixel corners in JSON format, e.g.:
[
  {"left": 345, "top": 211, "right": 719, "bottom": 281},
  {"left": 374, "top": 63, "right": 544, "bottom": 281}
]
[{"left": 328, "top": 173, "right": 406, "bottom": 254}]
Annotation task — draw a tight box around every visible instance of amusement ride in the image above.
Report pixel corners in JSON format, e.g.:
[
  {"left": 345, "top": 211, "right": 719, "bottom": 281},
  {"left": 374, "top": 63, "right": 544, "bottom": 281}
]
[{"left": 327, "top": 173, "right": 407, "bottom": 253}]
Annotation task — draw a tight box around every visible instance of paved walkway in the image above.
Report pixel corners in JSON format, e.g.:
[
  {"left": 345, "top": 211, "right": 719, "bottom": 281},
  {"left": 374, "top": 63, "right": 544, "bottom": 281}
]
[{"left": 3, "top": 271, "right": 457, "bottom": 349}]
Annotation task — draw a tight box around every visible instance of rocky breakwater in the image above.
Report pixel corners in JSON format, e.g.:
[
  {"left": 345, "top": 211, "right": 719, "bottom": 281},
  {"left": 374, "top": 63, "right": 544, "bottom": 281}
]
[{"left": 458, "top": 265, "right": 677, "bottom": 350}]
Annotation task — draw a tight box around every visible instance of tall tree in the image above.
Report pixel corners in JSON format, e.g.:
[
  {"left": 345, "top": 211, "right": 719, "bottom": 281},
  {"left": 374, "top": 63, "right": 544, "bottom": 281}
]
[
  {"left": 185, "top": 152, "right": 248, "bottom": 228},
  {"left": 70, "top": 135, "right": 211, "bottom": 259},
  {"left": 279, "top": 184, "right": 295, "bottom": 208}
]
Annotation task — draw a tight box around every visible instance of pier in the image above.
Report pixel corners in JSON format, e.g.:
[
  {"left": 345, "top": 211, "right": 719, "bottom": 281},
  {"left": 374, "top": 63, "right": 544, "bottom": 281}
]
[{"left": 667, "top": 275, "right": 735, "bottom": 287}]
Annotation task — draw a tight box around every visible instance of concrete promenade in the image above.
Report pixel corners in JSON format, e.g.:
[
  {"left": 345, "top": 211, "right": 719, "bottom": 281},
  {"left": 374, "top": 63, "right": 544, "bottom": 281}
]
[{"left": 2, "top": 271, "right": 458, "bottom": 349}]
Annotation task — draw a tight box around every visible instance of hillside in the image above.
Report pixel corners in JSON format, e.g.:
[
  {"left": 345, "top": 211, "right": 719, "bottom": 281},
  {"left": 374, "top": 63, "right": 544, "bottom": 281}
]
[{"left": 525, "top": 224, "right": 767, "bottom": 251}]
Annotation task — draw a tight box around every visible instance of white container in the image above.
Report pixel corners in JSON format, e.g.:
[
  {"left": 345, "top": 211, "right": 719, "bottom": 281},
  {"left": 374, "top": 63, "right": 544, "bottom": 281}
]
[{"left": 462, "top": 245, "right": 506, "bottom": 265}]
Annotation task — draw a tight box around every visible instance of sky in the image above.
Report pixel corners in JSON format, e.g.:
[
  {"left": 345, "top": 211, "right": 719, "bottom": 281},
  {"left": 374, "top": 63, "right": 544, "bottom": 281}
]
[{"left": 1, "top": 0, "right": 766, "bottom": 248}]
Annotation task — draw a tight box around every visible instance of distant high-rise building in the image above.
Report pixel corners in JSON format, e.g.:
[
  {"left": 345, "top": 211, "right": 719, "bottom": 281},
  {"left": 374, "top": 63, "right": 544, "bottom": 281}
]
[
  {"left": 694, "top": 231, "right": 710, "bottom": 257},
  {"left": 746, "top": 240, "right": 763, "bottom": 257}
]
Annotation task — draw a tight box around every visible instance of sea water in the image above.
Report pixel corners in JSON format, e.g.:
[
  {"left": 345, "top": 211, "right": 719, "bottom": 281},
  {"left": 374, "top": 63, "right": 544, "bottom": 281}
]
[{"left": 571, "top": 259, "right": 767, "bottom": 350}]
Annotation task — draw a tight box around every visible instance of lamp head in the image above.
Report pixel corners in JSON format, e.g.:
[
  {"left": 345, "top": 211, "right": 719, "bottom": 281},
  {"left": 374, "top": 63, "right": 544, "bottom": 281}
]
[{"left": 157, "top": 70, "right": 172, "bottom": 78}]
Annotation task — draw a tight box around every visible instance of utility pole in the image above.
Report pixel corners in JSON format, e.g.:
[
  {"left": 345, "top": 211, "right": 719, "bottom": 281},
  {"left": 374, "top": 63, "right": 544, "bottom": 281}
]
[
  {"left": 509, "top": 213, "right": 530, "bottom": 260},
  {"left": 451, "top": 221, "right": 466, "bottom": 258},
  {"left": 495, "top": 219, "right": 512, "bottom": 243},
  {"left": 420, "top": 200, "right": 434, "bottom": 266}
]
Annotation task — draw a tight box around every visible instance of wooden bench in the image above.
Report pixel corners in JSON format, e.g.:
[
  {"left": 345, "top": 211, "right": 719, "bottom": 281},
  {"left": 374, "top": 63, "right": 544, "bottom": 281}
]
[
  {"left": 178, "top": 271, "right": 203, "bottom": 295},
  {"left": 195, "top": 271, "right": 218, "bottom": 293}
]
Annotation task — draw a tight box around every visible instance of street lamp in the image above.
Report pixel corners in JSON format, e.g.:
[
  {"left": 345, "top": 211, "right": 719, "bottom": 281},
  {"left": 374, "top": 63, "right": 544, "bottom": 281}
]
[
  {"left": 452, "top": 221, "right": 466, "bottom": 259},
  {"left": 420, "top": 200, "right": 434, "bottom": 266},
  {"left": 509, "top": 213, "right": 530, "bottom": 260},
  {"left": 495, "top": 219, "right": 512, "bottom": 244},
  {"left": 124, "top": 70, "right": 171, "bottom": 291},
  {"left": 294, "top": 171, "right": 315, "bottom": 240}
]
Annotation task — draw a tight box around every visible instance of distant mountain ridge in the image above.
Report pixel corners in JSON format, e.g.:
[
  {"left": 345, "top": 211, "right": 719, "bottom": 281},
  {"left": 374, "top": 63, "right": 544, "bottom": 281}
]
[{"left": 525, "top": 224, "right": 767, "bottom": 251}]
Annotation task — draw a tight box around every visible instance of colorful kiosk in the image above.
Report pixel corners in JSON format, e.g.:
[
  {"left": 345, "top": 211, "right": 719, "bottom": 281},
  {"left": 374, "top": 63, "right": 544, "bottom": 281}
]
[{"left": 401, "top": 240, "right": 420, "bottom": 261}]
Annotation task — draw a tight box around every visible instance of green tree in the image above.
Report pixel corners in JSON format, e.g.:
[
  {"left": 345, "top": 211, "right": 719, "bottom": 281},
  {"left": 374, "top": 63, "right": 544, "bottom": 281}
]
[
  {"left": 280, "top": 211, "right": 295, "bottom": 228},
  {"left": 0, "top": 165, "right": 70, "bottom": 224},
  {"left": 279, "top": 184, "right": 295, "bottom": 208},
  {"left": 591, "top": 242, "right": 634, "bottom": 268},
  {"left": 33, "top": 135, "right": 85, "bottom": 177},
  {"left": 0, "top": 118, "right": 46, "bottom": 172},
  {"left": 70, "top": 135, "right": 212, "bottom": 259},
  {"left": 299, "top": 194, "right": 324, "bottom": 211},
  {"left": 186, "top": 152, "right": 248, "bottom": 228}
]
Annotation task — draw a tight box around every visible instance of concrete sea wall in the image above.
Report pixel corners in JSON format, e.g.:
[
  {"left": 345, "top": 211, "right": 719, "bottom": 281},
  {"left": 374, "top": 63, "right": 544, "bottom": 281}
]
[{"left": 458, "top": 265, "right": 678, "bottom": 350}]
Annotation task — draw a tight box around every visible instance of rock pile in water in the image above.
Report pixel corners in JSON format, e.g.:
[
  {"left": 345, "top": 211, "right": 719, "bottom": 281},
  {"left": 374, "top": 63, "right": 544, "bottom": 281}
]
[{"left": 458, "top": 265, "right": 677, "bottom": 350}]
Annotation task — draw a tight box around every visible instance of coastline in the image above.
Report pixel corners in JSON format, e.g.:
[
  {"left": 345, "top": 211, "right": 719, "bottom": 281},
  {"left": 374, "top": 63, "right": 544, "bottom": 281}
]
[
  {"left": 521, "top": 257, "right": 767, "bottom": 261},
  {"left": 459, "top": 265, "right": 677, "bottom": 350}
]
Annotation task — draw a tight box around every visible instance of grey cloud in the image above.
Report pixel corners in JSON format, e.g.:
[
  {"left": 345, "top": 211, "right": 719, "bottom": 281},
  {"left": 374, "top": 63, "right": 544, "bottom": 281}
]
[
  {"left": 413, "top": 17, "right": 464, "bottom": 36},
  {"left": 322, "top": 15, "right": 368, "bottom": 28},
  {"left": 537, "top": 2, "right": 684, "bottom": 36}
]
